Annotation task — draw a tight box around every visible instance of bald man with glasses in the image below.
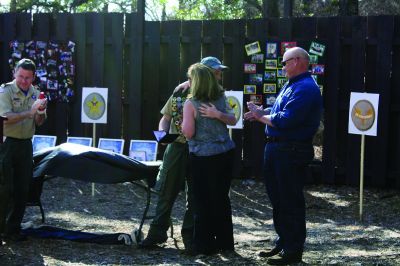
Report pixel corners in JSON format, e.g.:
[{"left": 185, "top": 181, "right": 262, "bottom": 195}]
[{"left": 244, "top": 47, "right": 322, "bottom": 265}]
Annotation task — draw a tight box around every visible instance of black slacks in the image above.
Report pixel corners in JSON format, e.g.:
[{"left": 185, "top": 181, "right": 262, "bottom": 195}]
[{"left": 190, "top": 149, "right": 234, "bottom": 254}]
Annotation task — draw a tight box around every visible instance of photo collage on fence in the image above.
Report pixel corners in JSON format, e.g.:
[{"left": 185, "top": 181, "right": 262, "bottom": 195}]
[
  {"left": 9, "top": 40, "right": 76, "bottom": 103},
  {"left": 243, "top": 40, "right": 325, "bottom": 108}
]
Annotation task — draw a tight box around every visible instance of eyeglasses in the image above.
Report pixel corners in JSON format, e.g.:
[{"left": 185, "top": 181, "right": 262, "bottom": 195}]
[{"left": 281, "top": 57, "right": 297, "bottom": 67}]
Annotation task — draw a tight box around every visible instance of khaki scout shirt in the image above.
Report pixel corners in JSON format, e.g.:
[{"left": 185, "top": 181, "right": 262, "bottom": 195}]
[
  {"left": 0, "top": 80, "right": 40, "bottom": 139},
  {"left": 160, "top": 90, "right": 189, "bottom": 144}
]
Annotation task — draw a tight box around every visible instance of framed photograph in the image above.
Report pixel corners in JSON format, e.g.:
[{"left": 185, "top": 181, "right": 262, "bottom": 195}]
[
  {"left": 245, "top": 41, "right": 261, "bottom": 56},
  {"left": 263, "top": 83, "right": 277, "bottom": 94},
  {"left": 309, "top": 41, "right": 326, "bottom": 57},
  {"left": 129, "top": 140, "right": 158, "bottom": 162},
  {"left": 244, "top": 63, "right": 257, "bottom": 74},
  {"left": 265, "top": 59, "right": 278, "bottom": 69},
  {"left": 67, "top": 136, "right": 92, "bottom": 147},
  {"left": 309, "top": 54, "right": 318, "bottom": 64},
  {"left": 277, "top": 68, "right": 286, "bottom": 77},
  {"left": 266, "top": 95, "right": 277, "bottom": 107},
  {"left": 249, "top": 73, "right": 263, "bottom": 85},
  {"left": 311, "top": 64, "right": 325, "bottom": 75},
  {"left": 277, "top": 78, "right": 288, "bottom": 89},
  {"left": 98, "top": 138, "right": 125, "bottom": 154},
  {"left": 32, "top": 135, "right": 57, "bottom": 153},
  {"left": 264, "top": 70, "right": 277, "bottom": 82},
  {"left": 243, "top": 85, "right": 256, "bottom": 95},
  {"left": 280, "top": 41, "right": 297, "bottom": 55},
  {"left": 251, "top": 54, "right": 264, "bottom": 63},
  {"left": 249, "top": 94, "right": 263, "bottom": 105},
  {"left": 266, "top": 42, "right": 278, "bottom": 58}
]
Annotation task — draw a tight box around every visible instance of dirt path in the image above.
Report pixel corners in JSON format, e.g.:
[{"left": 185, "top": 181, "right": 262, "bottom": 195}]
[{"left": 1, "top": 178, "right": 399, "bottom": 265}]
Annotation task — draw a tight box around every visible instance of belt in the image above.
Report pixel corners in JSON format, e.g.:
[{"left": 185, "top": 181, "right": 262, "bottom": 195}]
[{"left": 266, "top": 136, "right": 287, "bottom": 143}]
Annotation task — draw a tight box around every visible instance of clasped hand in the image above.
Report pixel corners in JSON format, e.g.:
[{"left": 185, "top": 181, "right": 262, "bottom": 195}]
[
  {"left": 198, "top": 103, "right": 220, "bottom": 118},
  {"left": 244, "top": 101, "right": 264, "bottom": 121}
]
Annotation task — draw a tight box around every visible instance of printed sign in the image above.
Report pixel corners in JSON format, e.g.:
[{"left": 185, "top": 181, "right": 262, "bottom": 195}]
[{"left": 348, "top": 92, "right": 379, "bottom": 136}]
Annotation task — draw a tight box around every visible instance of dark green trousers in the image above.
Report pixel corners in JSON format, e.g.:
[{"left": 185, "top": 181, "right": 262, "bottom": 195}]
[
  {"left": 147, "top": 142, "right": 194, "bottom": 246},
  {"left": 0, "top": 138, "right": 33, "bottom": 236}
]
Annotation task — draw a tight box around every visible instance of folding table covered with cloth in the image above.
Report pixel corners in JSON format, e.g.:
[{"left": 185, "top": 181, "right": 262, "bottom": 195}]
[{"left": 29, "top": 143, "right": 160, "bottom": 242}]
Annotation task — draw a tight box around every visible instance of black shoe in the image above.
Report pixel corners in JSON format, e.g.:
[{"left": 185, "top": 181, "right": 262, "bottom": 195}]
[
  {"left": 267, "top": 251, "right": 302, "bottom": 265},
  {"left": 138, "top": 235, "right": 167, "bottom": 249},
  {"left": 4, "top": 233, "right": 28, "bottom": 242},
  {"left": 259, "top": 246, "right": 282, "bottom": 258}
]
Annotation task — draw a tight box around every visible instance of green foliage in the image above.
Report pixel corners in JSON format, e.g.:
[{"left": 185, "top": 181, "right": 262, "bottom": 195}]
[
  {"left": 173, "top": 0, "right": 249, "bottom": 20},
  {"left": 13, "top": 0, "right": 69, "bottom": 12},
  {"left": 294, "top": 0, "right": 340, "bottom": 17},
  {"left": 0, "top": 0, "right": 399, "bottom": 18}
]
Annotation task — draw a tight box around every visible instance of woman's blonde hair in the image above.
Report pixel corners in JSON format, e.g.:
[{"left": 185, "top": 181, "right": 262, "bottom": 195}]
[{"left": 187, "top": 63, "right": 223, "bottom": 102}]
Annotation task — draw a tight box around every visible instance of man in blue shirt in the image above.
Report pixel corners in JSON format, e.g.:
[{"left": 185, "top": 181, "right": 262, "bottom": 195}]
[{"left": 245, "top": 47, "right": 322, "bottom": 265}]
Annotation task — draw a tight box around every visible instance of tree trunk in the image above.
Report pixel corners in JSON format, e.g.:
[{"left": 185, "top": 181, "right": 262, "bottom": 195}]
[
  {"left": 283, "top": 0, "right": 293, "bottom": 18},
  {"left": 339, "top": 0, "right": 358, "bottom": 16},
  {"left": 263, "top": 0, "right": 280, "bottom": 18},
  {"left": 10, "top": 0, "right": 17, "bottom": 12}
]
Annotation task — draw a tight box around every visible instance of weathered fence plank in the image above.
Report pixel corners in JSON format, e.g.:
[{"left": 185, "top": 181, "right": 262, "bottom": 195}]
[
  {"left": 103, "top": 13, "right": 124, "bottom": 140},
  {"left": 142, "top": 21, "right": 161, "bottom": 140},
  {"left": 365, "top": 16, "right": 393, "bottom": 187},
  {"left": 224, "top": 19, "right": 246, "bottom": 178},
  {"left": 318, "top": 17, "right": 340, "bottom": 184}
]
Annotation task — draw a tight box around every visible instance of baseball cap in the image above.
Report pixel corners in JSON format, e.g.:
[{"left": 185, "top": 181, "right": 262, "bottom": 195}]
[{"left": 200, "top": 56, "right": 228, "bottom": 71}]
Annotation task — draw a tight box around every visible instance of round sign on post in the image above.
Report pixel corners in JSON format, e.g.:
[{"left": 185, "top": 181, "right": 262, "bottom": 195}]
[
  {"left": 225, "top": 91, "right": 243, "bottom": 129},
  {"left": 83, "top": 92, "right": 106, "bottom": 121},
  {"left": 348, "top": 93, "right": 379, "bottom": 137},
  {"left": 81, "top": 87, "right": 108, "bottom": 124},
  {"left": 81, "top": 87, "right": 108, "bottom": 197},
  {"left": 348, "top": 92, "right": 379, "bottom": 222},
  {"left": 351, "top": 100, "right": 376, "bottom": 132}
]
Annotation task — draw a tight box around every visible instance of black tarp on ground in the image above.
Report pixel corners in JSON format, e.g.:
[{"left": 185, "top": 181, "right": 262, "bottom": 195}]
[
  {"left": 22, "top": 225, "right": 134, "bottom": 245},
  {"left": 27, "top": 143, "right": 160, "bottom": 244},
  {"left": 33, "top": 143, "right": 158, "bottom": 185}
]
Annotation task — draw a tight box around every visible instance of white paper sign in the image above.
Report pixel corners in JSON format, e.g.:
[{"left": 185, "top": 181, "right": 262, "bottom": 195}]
[
  {"left": 225, "top": 91, "right": 243, "bottom": 129},
  {"left": 81, "top": 87, "right": 108, "bottom": 124},
  {"left": 348, "top": 92, "right": 379, "bottom": 136}
]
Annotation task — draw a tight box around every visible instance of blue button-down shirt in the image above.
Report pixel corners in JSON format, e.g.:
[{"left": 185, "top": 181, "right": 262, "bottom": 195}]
[{"left": 266, "top": 72, "right": 322, "bottom": 141}]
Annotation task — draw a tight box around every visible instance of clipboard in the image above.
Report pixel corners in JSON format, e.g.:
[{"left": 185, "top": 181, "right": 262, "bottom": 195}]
[{"left": 153, "top": 130, "right": 179, "bottom": 144}]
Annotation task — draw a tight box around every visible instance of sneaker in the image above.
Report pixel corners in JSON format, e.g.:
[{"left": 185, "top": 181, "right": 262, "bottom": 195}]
[
  {"left": 259, "top": 246, "right": 282, "bottom": 258},
  {"left": 138, "top": 235, "right": 167, "bottom": 249}
]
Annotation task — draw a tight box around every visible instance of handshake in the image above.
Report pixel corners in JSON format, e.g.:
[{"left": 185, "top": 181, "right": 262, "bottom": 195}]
[{"left": 244, "top": 101, "right": 268, "bottom": 121}]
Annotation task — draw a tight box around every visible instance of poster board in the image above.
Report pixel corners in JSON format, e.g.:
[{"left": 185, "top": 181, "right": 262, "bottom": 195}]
[
  {"left": 32, "top": 135, "right": 57, "bottom": 153},
  {"left": 348, "top": 92, "right": 379, "bottom": 136},
  {"left": 225, "top": 91, "right": 243, "bottom": 129},
  {"left": 97, "top": 138, "right": 125, "bottom": 154},
  {"left": 129, "top": 140, "right": 158, "bottom": 162},
  {"left": 81, "top": 87, "right": 108, "bottom": 124},
  {"left": 66, "top": 136, "right": 93, "bottom": 147}
]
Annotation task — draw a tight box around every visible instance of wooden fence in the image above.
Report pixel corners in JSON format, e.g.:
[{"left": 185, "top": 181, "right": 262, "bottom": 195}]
[{"left": 0, "top": 13, "right": 399, "bottom": 188}]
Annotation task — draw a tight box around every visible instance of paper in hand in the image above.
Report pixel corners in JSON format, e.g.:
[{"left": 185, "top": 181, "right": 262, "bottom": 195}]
[{"left": 153, "top": 130, "right": 179, "bottom": 144}]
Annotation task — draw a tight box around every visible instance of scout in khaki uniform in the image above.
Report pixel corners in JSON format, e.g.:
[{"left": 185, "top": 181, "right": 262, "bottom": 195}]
[{"left": 0, "top": 58, "right": 47, "bottom": 244}]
